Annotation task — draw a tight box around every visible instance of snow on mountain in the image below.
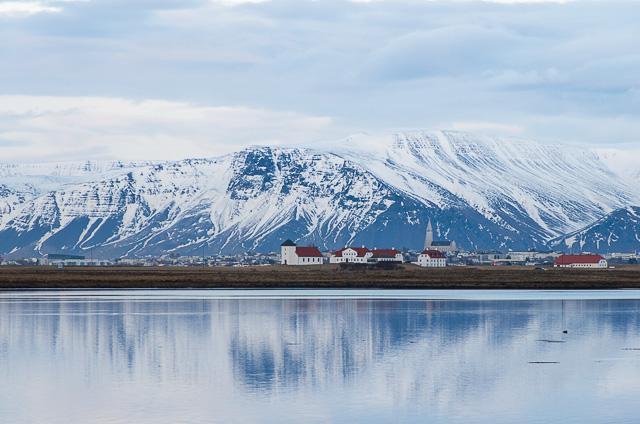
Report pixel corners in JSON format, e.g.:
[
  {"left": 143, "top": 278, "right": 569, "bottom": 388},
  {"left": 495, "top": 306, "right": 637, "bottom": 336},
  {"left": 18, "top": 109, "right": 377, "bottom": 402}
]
[
  {"left": 0, "top": 160, "right": 154, "bottom": 194},
  {"left": 0, "top": 160, "right": 156, "bottom": 220},
  {"left": 0, "top": 131, "right": 638, "bottom": 258},
  {"left": 0, "top": 181, "right": 31, "bottom": 211},
  {"left": 594, "top": 147, "right": 640, "bottom": 190},
  {"left": 336, "top": 131, "right": 637, "bottom": 240},
  {"left": 0, "top": 145, "right": 549, "bottom": 258},
  {"left": 549, "top": 206, "right": 640, "bottom": 253}
]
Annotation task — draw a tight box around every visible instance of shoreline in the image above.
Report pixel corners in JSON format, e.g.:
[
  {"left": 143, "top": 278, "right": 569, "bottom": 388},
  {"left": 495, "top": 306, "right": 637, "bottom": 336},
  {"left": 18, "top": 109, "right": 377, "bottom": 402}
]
[{"left": 2, "top": 264, "right": 640, "bottom": 290}]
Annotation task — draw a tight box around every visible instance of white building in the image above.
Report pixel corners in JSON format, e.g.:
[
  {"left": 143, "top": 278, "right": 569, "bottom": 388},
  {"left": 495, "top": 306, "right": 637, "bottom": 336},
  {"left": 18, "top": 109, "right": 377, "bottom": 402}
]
[
  {"left": 329, "top": 247, "right": 372, "bottom": 264},
  {"left": 280, "top": 240, "right": 324, "bottom": 265},
  {"left": 554, "top": 254, "right": 608, "bottom": 268},
  {"left": 43, "top": 254, "right": 111, "bottom": 267},
  {"left": 418, "top": 249, "right": 447, "bottom": 268},
  {"left": 370, "top": 249, "right": 404, "bottom": 263},
  {"left": 507, "top": 251, "right": 560, "bottom": 262}
]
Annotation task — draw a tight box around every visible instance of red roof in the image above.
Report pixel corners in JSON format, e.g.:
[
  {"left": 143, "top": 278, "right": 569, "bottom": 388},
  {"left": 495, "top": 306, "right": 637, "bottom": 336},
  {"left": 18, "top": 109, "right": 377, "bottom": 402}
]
[
  {"left": 333, "top": 247, "right": 370, "bottom": 257},
  {"left": 370, "top": 249, "right": 400, "bottom": 258},
  {"left": 421, "top": 249, "right": 445, "bottom": 258},
  {"left": 554, "top": 254, "right": 605, "bottom": 265},
  {"left": 295, "top": 246, "right": 323, "bottom": 258}
]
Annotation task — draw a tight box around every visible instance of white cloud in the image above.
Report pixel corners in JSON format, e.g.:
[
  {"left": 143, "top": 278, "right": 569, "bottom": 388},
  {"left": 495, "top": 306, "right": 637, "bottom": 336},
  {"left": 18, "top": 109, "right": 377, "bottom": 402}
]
[
  {"left": 209, "top": 0, "right": 269, "bottom": 5},
  {"left": 448, "top": 121, "right": 525, "bottom": 135},
  {"left": 0, "top": 1, "right": 61, "bottom": 16},
  {"left": 481, "top": 0, "right": 573, "bottom": 3},
  {"left": 0, "top": 0, "right": 639, "bottom": 149},
  {"left": 0, "top": 96, "right": 338, "bottom": 162},
  {"left": 0, "top": 0, "right": 88, "bottom": 16}
]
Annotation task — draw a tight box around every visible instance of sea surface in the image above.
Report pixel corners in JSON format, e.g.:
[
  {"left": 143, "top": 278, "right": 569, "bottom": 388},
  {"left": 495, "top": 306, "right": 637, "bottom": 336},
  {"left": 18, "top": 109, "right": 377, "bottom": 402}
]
[{"left": 1, "top": 290, "right": 640, "bottom": 423}]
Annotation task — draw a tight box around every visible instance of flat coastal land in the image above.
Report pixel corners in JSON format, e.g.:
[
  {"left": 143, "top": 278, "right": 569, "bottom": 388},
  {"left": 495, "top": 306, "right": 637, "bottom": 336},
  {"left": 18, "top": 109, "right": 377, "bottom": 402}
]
[{"left": 1, "top": 264, "right": 640, "bottom": 290}]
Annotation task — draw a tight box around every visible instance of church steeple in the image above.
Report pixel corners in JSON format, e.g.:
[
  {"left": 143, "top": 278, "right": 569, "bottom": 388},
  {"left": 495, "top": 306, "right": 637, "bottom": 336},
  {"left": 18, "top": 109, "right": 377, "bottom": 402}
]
[{"left": 424, "top": 219, "right": 433, "bottom": 250}]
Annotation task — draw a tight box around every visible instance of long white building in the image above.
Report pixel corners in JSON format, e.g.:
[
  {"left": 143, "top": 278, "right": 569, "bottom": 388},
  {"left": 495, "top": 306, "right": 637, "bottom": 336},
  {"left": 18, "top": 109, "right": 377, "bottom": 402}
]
[
  {"left": 329, "top": 247, "right": 372, "bottom": 264},
  {"left": 370, "top": 249, "right": 404, "bottom": 263},
  {"left": 554, "top": 254, "right": 607, "bottom": 268}
]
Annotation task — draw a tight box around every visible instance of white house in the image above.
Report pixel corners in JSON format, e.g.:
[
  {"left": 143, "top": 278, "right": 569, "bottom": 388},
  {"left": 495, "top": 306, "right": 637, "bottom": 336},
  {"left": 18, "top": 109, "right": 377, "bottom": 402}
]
[
  {"left": 329, "top": 247, "right": 372, "bottom": 264},
  {"left": 370, "top": 249, "right": 404, "bottom": 263},
  {"left": 280, "top": 240, "right": 324, "bottom": 265},
  {"left": 418, "top": 249, "right": 447, "bottom": 268},
  {"left": 554, "top": 254, "right": 608, "bottom": 268}
]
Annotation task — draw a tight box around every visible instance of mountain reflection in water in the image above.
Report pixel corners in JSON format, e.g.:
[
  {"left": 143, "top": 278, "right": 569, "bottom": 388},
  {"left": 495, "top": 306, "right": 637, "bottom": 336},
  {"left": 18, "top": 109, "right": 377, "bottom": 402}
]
[{"left": 1, "top": 293, "right": 640, "bottom": 423}]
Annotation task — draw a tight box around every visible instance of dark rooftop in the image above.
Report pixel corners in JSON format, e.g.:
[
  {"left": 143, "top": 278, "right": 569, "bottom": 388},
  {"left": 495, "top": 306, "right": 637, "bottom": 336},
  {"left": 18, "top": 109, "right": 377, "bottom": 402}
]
[
  {"left": 46, "top": 254, "right": 86, "bottom": 260},
  {"left": 430, "top": 241, "right": 453, "bottom": 247}
]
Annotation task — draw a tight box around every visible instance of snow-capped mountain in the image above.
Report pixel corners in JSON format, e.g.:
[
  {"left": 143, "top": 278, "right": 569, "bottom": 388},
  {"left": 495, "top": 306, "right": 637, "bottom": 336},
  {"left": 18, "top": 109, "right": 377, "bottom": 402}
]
[
  {"left": 0, "top": 131, "right": 638, "bottom": 258},
  {"left": 338, "top": 132, "right": 637, "bottom": 238},
  {"left": 0, "top": 147, "right": 529, "bottom": 257},
  {"left": 550, "top": 206, "right": 640, "bottom": 253},
  {"left": 594, "top": 147, "right": 640, "bottom": 189},
  {"left": 0, "top": 160, "right": 153, "bottom": 214}
]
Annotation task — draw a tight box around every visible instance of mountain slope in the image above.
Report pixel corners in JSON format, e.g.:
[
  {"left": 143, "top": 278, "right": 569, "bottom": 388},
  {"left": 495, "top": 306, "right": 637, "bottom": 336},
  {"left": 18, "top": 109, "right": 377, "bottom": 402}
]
[
  {"left": 338, "top": 131, "right": 637, "bottom": 239},
  {"left": 549, "top": 206, "right": 640, "bottom": 253},
  {"left": 0, "top": 131, "right": 638, "bottom": 257},
  {"left": 0, "top": 146, "right": 553, "bottom": 258},
  {"left": 0, "top": 160, "right": 153, "bottom": 221}
]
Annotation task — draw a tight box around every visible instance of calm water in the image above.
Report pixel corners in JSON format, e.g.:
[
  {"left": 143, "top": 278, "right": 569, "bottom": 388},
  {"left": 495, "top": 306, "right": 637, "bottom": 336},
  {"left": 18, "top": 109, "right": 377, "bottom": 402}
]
[{"left": 1, "top": 290, "right": 640, "bottom": 423}]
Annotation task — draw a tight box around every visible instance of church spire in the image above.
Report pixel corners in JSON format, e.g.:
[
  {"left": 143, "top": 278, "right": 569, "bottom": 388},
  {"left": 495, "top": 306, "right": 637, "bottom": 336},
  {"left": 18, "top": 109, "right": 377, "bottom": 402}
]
[{"left": 424, "top": 219, "right": 433, "bottom": 250}]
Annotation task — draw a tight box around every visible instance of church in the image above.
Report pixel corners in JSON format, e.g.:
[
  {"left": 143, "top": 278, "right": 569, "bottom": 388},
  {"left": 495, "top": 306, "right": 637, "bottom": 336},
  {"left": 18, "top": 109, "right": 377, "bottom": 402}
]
[
  {"left": 280, "top": 240, "right": 324, "bottom": 265},
  {"left": 423, "top": 219, "right": 457, "bottom": 253}
]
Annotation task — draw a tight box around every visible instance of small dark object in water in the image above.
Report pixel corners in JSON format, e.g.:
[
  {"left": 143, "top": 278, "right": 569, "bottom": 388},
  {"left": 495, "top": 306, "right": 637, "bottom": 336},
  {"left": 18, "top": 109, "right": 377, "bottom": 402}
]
[
  {"left": 562, "top": 330, "right": 568, "bottom": 334},
  {"left": 528, "top": 361, "right": 560, "bottom": 364},
  {"left": 536, "top": 339, "right": 566, "bottom": 343}
]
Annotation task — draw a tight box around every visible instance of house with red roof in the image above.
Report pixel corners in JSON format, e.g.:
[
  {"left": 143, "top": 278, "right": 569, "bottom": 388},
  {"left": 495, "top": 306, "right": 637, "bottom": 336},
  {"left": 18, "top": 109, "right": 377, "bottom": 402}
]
[
  {"left": 417, "top": 249, "right": 447, "bottom": 268},
  {"left": 554, "top": 254, "right": 607, "bottom": 269},
  {"left": 280, "top": 240, "right": 324, "bottom": 266},
  {"left": 329, "top": 247, "right": 372, "bottom": 264},
  {"left": 370, "top": 249, "right": 404, "bottom": 263}
]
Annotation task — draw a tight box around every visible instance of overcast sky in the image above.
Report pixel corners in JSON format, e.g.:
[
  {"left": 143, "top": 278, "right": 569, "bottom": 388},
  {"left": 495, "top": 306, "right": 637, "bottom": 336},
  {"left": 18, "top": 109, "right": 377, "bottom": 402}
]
[{"left": 1, "top": 0, "right": 639, "bottom": 161}]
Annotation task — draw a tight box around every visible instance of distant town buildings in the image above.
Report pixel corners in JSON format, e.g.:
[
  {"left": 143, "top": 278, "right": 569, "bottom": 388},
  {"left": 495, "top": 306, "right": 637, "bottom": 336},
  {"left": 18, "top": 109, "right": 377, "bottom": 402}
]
[
  {"left": 285, "top": 243, "right": 404, "bottom": 266},
  {"left": 554, "top": 254, "right": 608, "bottom": 268},
  {"left": 418, "top": 249, "right": 447, "bottom": 268},
  {"left": 2, "top": 232, "right": 633, "bottom": 270},
  {"left": 424, "top": 219, "right": 457, "bottom": 253}
]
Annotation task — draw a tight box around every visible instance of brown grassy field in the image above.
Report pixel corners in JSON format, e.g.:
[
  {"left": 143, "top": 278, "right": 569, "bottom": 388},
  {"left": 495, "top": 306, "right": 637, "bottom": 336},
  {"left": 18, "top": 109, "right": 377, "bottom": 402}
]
[{"left": 1, "top": 264, "right": 640, "bottom": 290}]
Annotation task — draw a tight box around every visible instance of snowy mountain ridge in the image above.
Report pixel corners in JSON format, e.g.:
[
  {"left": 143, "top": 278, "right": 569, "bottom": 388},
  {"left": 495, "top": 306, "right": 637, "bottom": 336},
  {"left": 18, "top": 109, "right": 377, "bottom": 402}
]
[
  {"left": 337, "top": 131, "right": 638, "bottom": 235},
  {"left": 550, "top": 206, "right": 640, "bottom": 253},
  {"left": 0, "top": 131, "right": 639, "bottom": 257}
]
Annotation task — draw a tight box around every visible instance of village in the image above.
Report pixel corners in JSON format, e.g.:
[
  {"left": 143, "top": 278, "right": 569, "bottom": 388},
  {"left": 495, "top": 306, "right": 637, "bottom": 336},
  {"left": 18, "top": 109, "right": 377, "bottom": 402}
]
[
  {"left": 1, "top": 220, "right": 638, "bottom": 269},
  {"left": 279, "top": 219, "right": 618, "bottom": 269}
]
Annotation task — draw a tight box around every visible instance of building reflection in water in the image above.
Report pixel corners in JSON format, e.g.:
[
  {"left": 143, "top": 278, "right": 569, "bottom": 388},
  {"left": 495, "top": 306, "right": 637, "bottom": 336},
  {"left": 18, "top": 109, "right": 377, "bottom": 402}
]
[{"left": 1, "top": 295, "right": 640, "bottom": 423}]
